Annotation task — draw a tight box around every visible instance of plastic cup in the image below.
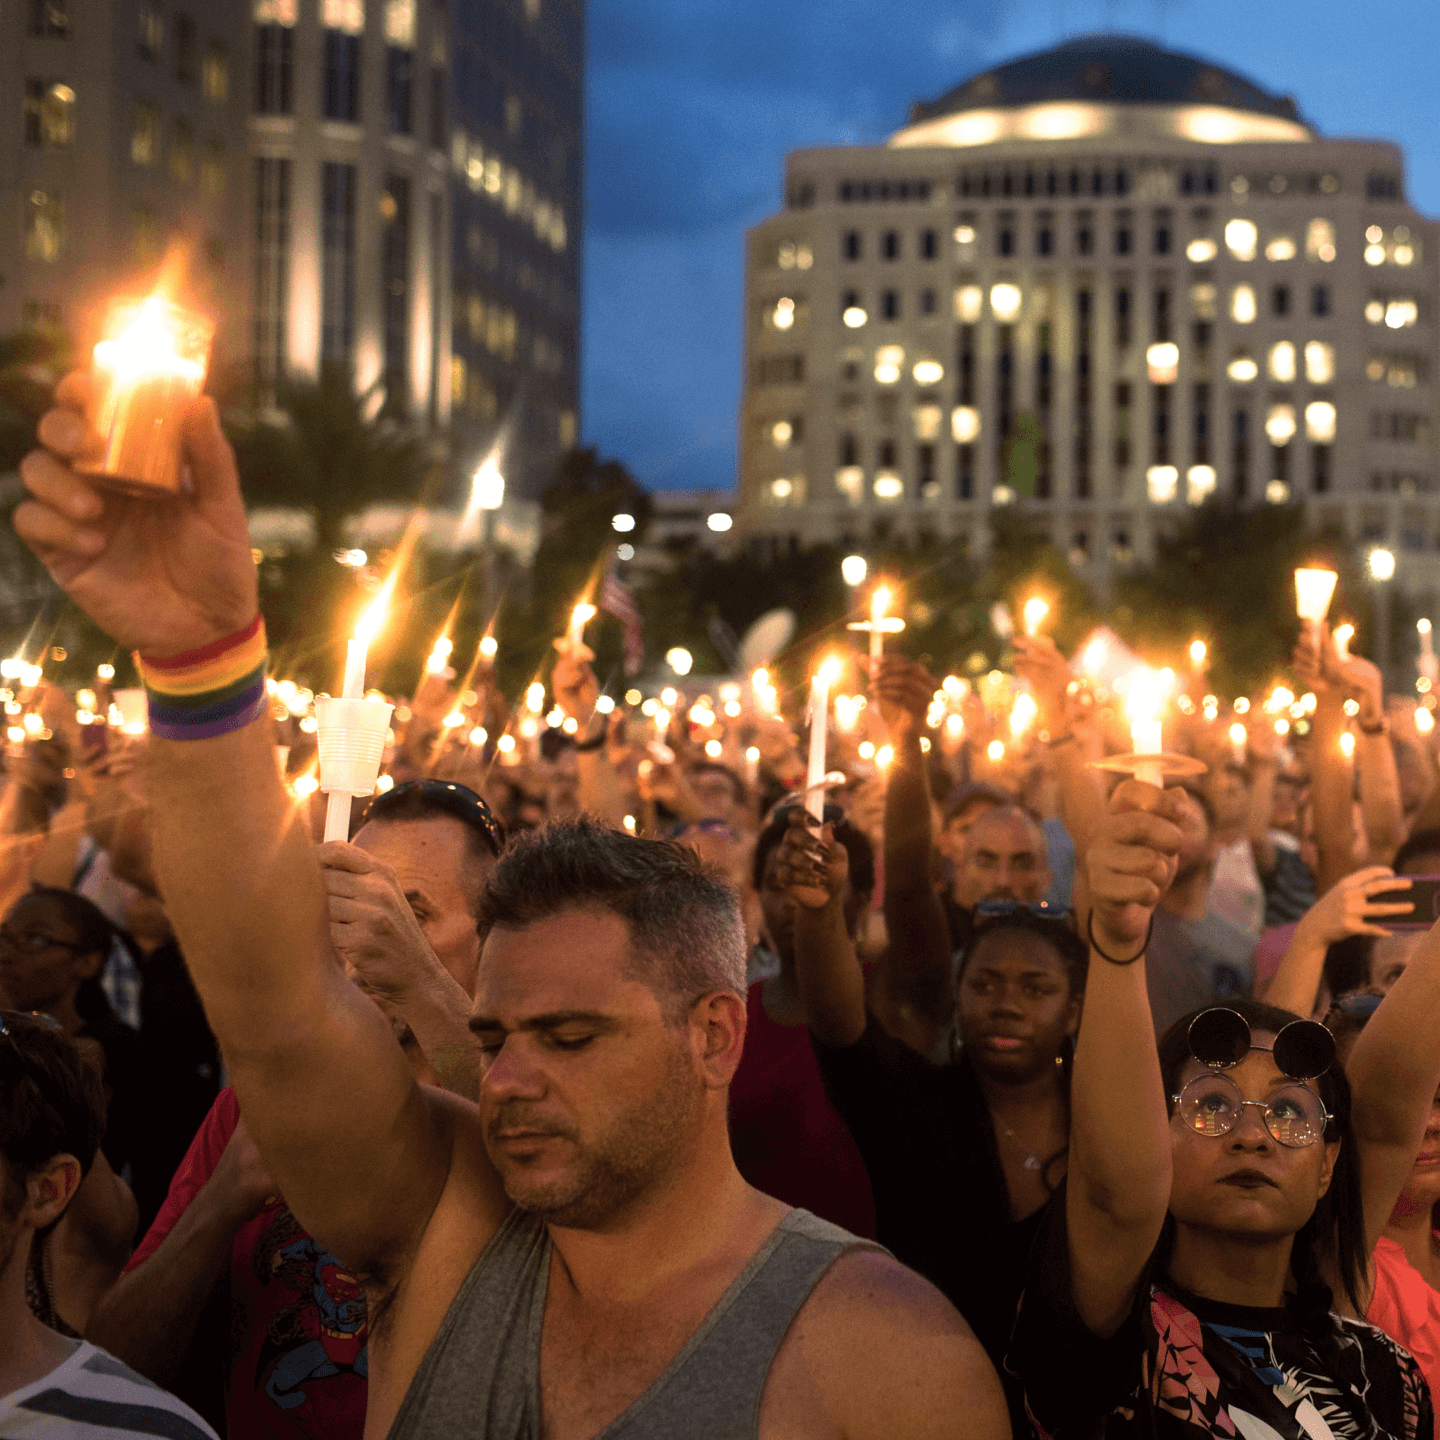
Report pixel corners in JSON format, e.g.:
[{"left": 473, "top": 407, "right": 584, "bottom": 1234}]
[
  {"left": 112, "top": 687, "right": 148, "bottom": 734},
  {"left": 316, "top": 696, "right": 394, "bottom": 796},
  {"left": 76, "top": 297, "right": 213, "bottom": 497}
]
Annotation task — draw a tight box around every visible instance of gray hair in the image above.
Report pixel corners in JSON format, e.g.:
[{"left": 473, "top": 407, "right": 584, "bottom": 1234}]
[{"left": 477, "top": 817, "right": 747, "bottom": 1019}]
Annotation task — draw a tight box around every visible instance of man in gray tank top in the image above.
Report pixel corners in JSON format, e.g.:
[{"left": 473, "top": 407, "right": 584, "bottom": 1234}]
[{"left": 5, "top": 403, "right": 1011, "bottom": 1440}]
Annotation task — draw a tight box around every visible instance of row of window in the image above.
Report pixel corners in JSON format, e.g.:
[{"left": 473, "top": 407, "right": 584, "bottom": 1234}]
[
  {"left": 255, "top": 20, "right": 443, "bottom": 143},
  {"left": 450, "top": 131, "right": 567, "bottom": 251},
  {"left": 23, "top": 189, "right": 225, "bottom": 273}
]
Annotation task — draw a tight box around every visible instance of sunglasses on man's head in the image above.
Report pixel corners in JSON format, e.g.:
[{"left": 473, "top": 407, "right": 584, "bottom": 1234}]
[
  {"left": 368, "top": 778, "right": 505, "bottom": 855},
  {"left": 973, "top": 900, "right": 1073, "bottom": 923}
]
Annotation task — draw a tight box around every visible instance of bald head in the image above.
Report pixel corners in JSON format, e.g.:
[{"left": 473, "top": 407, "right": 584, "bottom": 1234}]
[{"left": 954, "top": 805, "right": 1052, "bottom": 909}]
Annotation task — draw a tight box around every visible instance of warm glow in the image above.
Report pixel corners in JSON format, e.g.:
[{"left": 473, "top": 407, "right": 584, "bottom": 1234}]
[
  {"left": 479, "top": 635, "right": 498, "bottom": 659},
  {"left": 1294, "top": 568, "right": 1338, "bottom": 623},
  {"left": 526, "top": 681, "right": 545, "bottom": 712},
  {"left": 665, "top": 647, "right": 693, "bottom": 676},
  {"left": 1229, "top": 722, "right": 1247, "bottom": 747},
  {"left": 1147, "top": 466, "right": 1179, "bottom": 504},
  {"left": 1418, "top": 708, "right": 1436, "bottom": 736},
  {"left": 954, "top": 285, "right": 983, "bottom": 323},
  {"left": 1265, "top": 405, "right": 1297, "bottom": 444},
  {"left": 1339, "top": 730, "right": 1355, "bottom": 759},
  {"left": 1023, "top": 597, "right": 1049, "bottom": 636},
  {"left": 990, "top": 283, "right": 1022, "bottom": 322},
  {"left": 874, "top": 344, "right": 904, "bottom": 384},
  {"left": 1231, "top": 285, "right": 1257, "bottom": 323},
  {"left": 1268, "top": 341, "right": 1296, "bottom": 383},
  {"left": 913, "top": 359, "right": 944, "bottom": 386},
  {"left": 951, "top": 406, "right": 981, "bottom": 443},
  {"left": 817, "top": 654, "right": 844, "bottom": 688},
  {"left": 1227, "top": 354, "right": 1258, "bottom": 383},
  {"left": 1225, "top": 219, "right": 1258, "bottom": 261},
  {"left": 1186, "top": 237, "right": 1217, "bottom": 262},
  {"left": 842, "top": 554, "right": 868, "bottom": 586},
  {"left": 293, "top": 773, "right": 319, "bottom": 798},
  {"left": 469, "top": 726, "right": 487, "bottom": 746},
  {"left": 1009, "top": 693, "right": 1038, "bottom": 737},
  {"left": 1305, "top": 341, "right": 1335, "bottom": 384},
  {"left": 1369, "top": 548, "right": 1396, "bottom": 582},
  {"left": 870, "top": 587, "right": 892, "bottom": 626},
  {"left": 1265, "top": 236, "right": 1296, "bottom": 261},
  {"left": 875, "top": 744, "right": 895, "bottom": 769},
  {"left": 497, "top": 733, "right": 516, "bottom": 753},
  {"left": 1146, "top": 342, "right": 1179, "bottom": 384},
  {"left": 986, "top": 739, "right": 1004, "bottom": 763},
  {"left": 1305, "top": 401, "right": 1336, "bottom": 444},
  {"left": 1190, "top": 640, "right": 1207, "bottom": 666},
  {"left": 1187, "top": 465, "right": 1217, "bottom": 505},
  {"left": 842, "top": 306, "right": 868, "bottom": 328}
]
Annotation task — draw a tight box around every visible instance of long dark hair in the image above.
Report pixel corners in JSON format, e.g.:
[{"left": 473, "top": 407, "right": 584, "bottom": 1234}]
[{"left": 1157, "top": 998, "right": 1366, "bottom": 1319}]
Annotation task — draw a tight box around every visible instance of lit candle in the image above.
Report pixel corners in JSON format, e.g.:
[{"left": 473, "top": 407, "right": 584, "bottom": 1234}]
[
  {"left": 1189, "top": 639, "right": 1207, "bottom": 670},
  {"left": 1010, "top": 692, "right": 1038, "bottom": 737},
  {"left": 326, "top": 592, "right": 390, "bottom": 841},
  {"left": 1419, "top": 620, "right": 1439, "bottom": 686},
  {"left": 425, "top": 635, "right": 454, "bottom": 676},
  {"left": 1229, "top": 722, "right": 1247, "bottom": 765},
  {"left": 1127, "top": 679, "right": 1165, "bottom": 789},
  {"left": 1023, "top": 597, "right": 1050, "bottom": 638},
  {"left": 868, "top": 587, "right": 891, "bottom": 663},
  {"left": 806, "top": 656, "right": 842, "bottom": 821},
  {"left": 1334, "top": 624, "right": 1354, "bottom": 661},
  {"left": 568, "top": 603, "right": 597, "bottom": 652},
  {"left": 1294, "top": 567, "right": 1338, "bottom": 638},
  {"left": 76, "top": 296, "right": 213, "bottom": 497}
]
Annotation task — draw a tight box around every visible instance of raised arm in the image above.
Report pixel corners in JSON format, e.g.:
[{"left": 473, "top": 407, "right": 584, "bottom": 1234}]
[
  {"left": 1340, "top": 654, "right": 1406, "bottom": 866},
  {"left": 773, "top": 806, "right": 867, "bottom": 1046},
  {"left": 1263, "top": 866, "right": 1410, "bottom": 1015},
  {"left": 871, "top": 655, "right": 952, "bottom": 1029},
  {"left": 1067, "top": 780, "right": 1182, "bottom": 1337},
  {"left": 1293, "top": 623, "right": 1361, "bottom": 893},
  {"left": 552, "top": 647, "right": 630, "bottom": 830},
  {"left": 14, "top": 377, "right": 503, "bottom": 1279},
  {"left": 1345, "top": 906, "right": 1440, "bottom": 1265}
]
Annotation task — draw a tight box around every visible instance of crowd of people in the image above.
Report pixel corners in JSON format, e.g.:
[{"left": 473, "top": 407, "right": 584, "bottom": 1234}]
[{"left": 2, "top": 373, "right": 1440, "bottom": 1437}]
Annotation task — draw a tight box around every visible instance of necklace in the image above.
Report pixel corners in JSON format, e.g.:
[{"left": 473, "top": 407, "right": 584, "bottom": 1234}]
[{"left": 993, "top": 1115, "right": 1043, "bottom": 1172}]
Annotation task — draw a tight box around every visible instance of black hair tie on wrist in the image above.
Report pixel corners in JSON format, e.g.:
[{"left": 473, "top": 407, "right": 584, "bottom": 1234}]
[{"left": 1086, "top": 911, "right": 1154, "bottom": 966}]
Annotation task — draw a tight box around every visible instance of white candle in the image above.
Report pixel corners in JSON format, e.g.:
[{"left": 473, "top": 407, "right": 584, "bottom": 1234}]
[
  {"left": 1334, "top": 624, "right": 1354, "bottom": 662},
  {"left": 1229, "top": 722, "right": 1247, "bottom": 766},
  {"left": 806, "top": 658, "right": 841, "bottom": 821},
  {"left": 1131, "top": 717, "right": 1164, "bottom": 788},
  {"left": 868, "top": 588, "right": 891, "bottom": 662},
  {"left": 1294, "top": 567, "right": 1338, "bottom": 640},
  {"left": 568, "top": 603, "right": 596, "bottom": 651},
  {"left": 1023, "top": 597, "right": 1049, "bottom": 638}
]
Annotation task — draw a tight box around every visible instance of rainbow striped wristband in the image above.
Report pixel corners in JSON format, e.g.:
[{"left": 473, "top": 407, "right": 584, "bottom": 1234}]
[{"left": 136, "top": 615, "right": 269, "bottom": 741}]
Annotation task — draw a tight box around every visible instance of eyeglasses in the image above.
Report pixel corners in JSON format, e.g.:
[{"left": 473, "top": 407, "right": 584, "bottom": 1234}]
[
  {"left": 974, "top": 900, "right": 1073, "bottom": 922},
  {"left": 1328, "top": 991, "right": 1385, "bottom": 1020},
  {"left": 1186, "top": 1006, "right": 1335, "bottom": 1081},
  {"left": 1172, "top": 1073, "right": 1332, "bottom": 1149},
  {"left": 0, "top": 928, "right": 84, "bottom": 955},
  {"left": 0, "top": 1008, "right": 63, "bottom": 1039},
  {"left": 365, "top": 778, "right": 505, "bottom": 857}
]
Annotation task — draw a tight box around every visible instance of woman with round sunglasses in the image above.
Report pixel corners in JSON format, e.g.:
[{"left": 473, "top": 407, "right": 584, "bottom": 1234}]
[{"left": 1009, "top": 779, "right": 1435, "bottom": 1438}]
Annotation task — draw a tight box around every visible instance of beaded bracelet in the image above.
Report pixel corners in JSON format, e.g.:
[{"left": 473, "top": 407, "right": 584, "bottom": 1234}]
[{"left": 136, "top": 615, "right": 269, "bottom": 741}]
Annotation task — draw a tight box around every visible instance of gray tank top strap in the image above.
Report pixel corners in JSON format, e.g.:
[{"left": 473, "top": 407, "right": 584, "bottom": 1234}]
[{"left": 386, "top": 1207, "right": 881, "bottom": 1440}]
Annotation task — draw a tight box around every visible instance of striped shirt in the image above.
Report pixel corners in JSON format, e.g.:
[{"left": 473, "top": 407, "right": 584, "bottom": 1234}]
[{"left": 0, "top": 1342, "right": 218, "bottom": 1439}]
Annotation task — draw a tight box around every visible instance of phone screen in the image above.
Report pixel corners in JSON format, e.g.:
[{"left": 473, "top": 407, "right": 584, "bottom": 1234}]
[{"left": 1381, "top": 875, "right": 1440, "bottom": 930}]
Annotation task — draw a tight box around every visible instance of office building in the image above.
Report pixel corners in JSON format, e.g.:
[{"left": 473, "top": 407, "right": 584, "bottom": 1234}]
[{"left": 737, "top": 34, "right": 1439, "bottom": 589}]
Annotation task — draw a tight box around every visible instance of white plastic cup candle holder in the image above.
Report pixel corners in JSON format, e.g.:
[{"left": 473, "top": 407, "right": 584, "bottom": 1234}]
[
  {"left": 76, "top": 297, "right": 214, "bottom": 497},
  {"left": 316, "top": 696, "right": 395, "bottom": 797},
  {"left": 112, "top": 687, "right": 148, "bottom": 734}
]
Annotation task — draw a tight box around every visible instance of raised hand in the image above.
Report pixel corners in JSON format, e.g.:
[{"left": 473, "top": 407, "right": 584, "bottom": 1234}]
[
  {"left": 1297, "top": 865, "right": 1412, "bottom": 946},
  {"left": 867, "top": 654, "right": 936, "bottom": 747},
  {"left": 552, "top": 648, "right": 601, "bottom": 727},
  {"left": 1086, "top": 780, "right": 1185, "bottom": 955},
  {"left": 1011, "top": 634, "right": 1072, "bottom": 730},
  {"left": 771, "top": 805, "right": 848, "bottom": 911},
  {"left": 15, "top": 373, "right": 257, "bottom": 656}
]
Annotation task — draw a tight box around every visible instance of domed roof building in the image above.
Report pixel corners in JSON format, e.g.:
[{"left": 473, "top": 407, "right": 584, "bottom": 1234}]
[{"left": 738, "top": 33, "right": 1438, "bottom": 615}]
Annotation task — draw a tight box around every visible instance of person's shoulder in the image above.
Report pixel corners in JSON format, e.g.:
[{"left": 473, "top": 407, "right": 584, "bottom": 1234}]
[
  {"left": 770, "top": 1249, "right": 1008, "bottom": 1437},
  {"left": 5, "top": 1342, "right": 219, "bottom": 1439}
]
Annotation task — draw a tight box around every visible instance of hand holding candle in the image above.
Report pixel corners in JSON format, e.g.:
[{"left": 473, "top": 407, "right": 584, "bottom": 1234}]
[{"left": 847, "top": 584, "right": 905, "bottom": 660}]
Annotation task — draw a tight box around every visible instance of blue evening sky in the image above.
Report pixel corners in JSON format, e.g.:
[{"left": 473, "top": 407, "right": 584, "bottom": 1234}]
[{"left": 578, "top": 0, "right": 1440, "bottom": 496}]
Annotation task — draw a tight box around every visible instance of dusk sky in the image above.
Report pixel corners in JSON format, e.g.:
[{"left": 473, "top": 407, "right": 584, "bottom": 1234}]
[{"left": 578, "top": 0, "right": 1440, "bottom": 497}]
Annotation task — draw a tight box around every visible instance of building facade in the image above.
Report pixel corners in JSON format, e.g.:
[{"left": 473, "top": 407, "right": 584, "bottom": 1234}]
[
  {"left": 737, "top": 35, "right": 1440, "bottom": 591},
  {"left": 0, "top": 0, "right": 251, "bottom": 361},
  {"left": 447, "top": 0, "right": 584, "bottom": 498}
]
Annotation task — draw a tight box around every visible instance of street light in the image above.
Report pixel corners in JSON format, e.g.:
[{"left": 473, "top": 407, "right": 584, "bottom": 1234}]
[
  {"left": 665, "top": 647, "right": 693, "bottom": 677},
  {"left": 1369, "top": 547, "right": 1396, "bottom": 582},
  {"left": 841, "top": 555, "right": 868, "bottom": 587}
]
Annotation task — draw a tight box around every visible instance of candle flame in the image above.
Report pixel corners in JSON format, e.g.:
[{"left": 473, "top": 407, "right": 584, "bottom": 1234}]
[
  {"left": 1229, "top": 722, "right": 1247, "bottom": 746},
  {"left": 1022, "top": 597, "right": 1049, "bottom": 636},
  {"left": 870, "top": 586, "right": 892, "bottom": 624},
  {"left": 1125, "top": 673, "right": 1163, "bottom": 724},
  {"left": 571, "top": 603, "right": 597, "bottom": 630},
  {"left": 1189, "top": 639, "right": 1207, "bottom": 665},
  {"left": 1294, "top": 567, "right": 1339, "bottom": 624},
  {"left": 817, "top": 654, "right": 844, "bottom": 687},
  {"left": 1009, "top": 693, "right": 1038, "bottom": 736}
]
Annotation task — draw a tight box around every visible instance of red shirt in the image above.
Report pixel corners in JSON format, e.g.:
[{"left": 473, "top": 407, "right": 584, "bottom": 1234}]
[
  {"left": 1368, "top": 1232, "right": 1440, "bottom": 1412},
  {"left": 126, "top": 1088, "right": 368, "bottom": 1439},
  {"left": 728, "top": 981, "right": 876, "bottom": 1238}
]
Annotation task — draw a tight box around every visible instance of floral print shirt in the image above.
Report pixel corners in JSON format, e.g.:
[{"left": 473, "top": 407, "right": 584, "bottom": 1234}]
[{"left": 1009, "top": 1192, "right": 1433, "bottom": 1439}]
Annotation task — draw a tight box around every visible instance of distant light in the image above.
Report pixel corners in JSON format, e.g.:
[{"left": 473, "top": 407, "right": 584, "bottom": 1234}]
[
  {"left": 1305, "top": 401, "right": 1336, "bottom": 444},
  {"left": 772, "top": 420, "right": 793, "bottom": 447},
  {"left": 562, "top": 717, "right": 579, "bottom": 734},
  {"left": 989, "top": 283, "right": 1022, "bottom": 322},
  {"left": 706, "top": 512, "right": 733, "bottom": 532},
  {"left": 1265, "top": 236, "right": 1296, "bottom": 261},
  {"left": 625, "top": 688, "right": 643, "bottom": 706},
  {"left": 954, "top": 285, "right": 983, "bottom": 322},
  {"left": 293, "top": 774, "right": 319, "bottom": 797},
  {"left": 772, "top": 298, "right": 795, "bottom": 330},
  {"left": 1186, "top": 465, "right": 1217, "bottom": 505},
  {"left": 1146, "top": 342, "right": 1179, "bottom": 384},
  {"left": 375, "top": 774, "right": 395, "bottom": 792},
  {"left": 526, "top": 681, "right": 545, "bottom": 712},
  {"left": 873, "top": 473, "right": 904, "bottom": 500},
  {"left": 705, "top": 740, "right": 723, "bottom": 758},
  {"left": 842, "top": 306, "right": 868, "bottom": 328},
  {"left": 1420, "top": 619, "right": 1433, "bottom": 636},
  {"left": 470, "top": 454, "right": 505, "bottom": 512},
  {"left": 1225, "top": 218, "right": 1257, "bottom": 261},
  {"left": 858, "top": 741, "right": 875, "bottom": 759},
  {"left": 97, "top": 663, "right": 116, "bottom": 681},
  {"left": 1365, "top": 244, "right": 1386, "bottom": 267},
  {"left": 1190, "top": 640, "right": 1207, "bottom": 665},
  {"left": 1366, "top": 225, "right": 1384, "bottom": 243},
  {"left": 660, "top": 686, "right": 678, "bottom": 706},
  {"left": 616, "top": 543, "right": 635, "bottom": 561},
  {"left": 1147, "top": 466, "right": 1179, "bottom": 504},
  {"left": 1226, "top": 354, "right": 1258, "bottom": 383},
  {"left": 623, "top": 814, "right": 636, "bottom": 832},
  {"left": 1186, "top": 237, "right": 1217, "bottom": 263},
  {"left": 841, "top": 554, "right": 868, "bottom": 586},
  {"left": 479, "top": 635, "right": 498, "bottom": 659},
  {"left": 912, "top": 359, "right": 944, "bottom": 385},
  {"left": 951, "top": 405, "right": 981, "bottom": 443},
  {"left": 1265, "top": 480, "right": 1291, "bottom": 505},
  {"left": 1369, "top": 548, "right": 1396, "bottom": 582},
  {"left": 874, "top": 344, "right": 904, "bottom": 384},
  {"left": 1418, "top": 708, "right": 1436, "bottom": 736},
  {"left": 986, "top": 739, "right": 1005, "bottom": 762},
  {"left": 665, "top": 648, "right": 693, "bottom": 676},
  {"left": 1265, "top": 404, "right": 1297, "bottom": 444},
  {"left": 497, "top": 733, "right": 516, "bottom": 753},
  {"left": 469, "top": 726, "right": 488, "bottom": 746},
  {"left": 596, "top": 695, "right": 616, "bottom": 713},
  {"left": 612, "top": 513, "right": 636, "bottom": 532},
  {"left": 1268, "top": 341, "right": 1296, "bottom": 383},
  {"left": 1231, "top": 285, "right": 1257, "bottom": 323}
]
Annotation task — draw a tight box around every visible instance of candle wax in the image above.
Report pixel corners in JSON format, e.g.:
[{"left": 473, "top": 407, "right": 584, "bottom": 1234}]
[
  {"left": 805, "top": 672, "right": 830, "bottom": 822},
  {"left": 1131, "top": 718, "right": 1164, "bottom": 789}
]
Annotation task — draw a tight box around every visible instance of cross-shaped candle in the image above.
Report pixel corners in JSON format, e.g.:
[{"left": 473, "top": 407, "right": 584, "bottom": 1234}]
[{"left": 848, "top": 585, "right": 905, "bottom": 660}]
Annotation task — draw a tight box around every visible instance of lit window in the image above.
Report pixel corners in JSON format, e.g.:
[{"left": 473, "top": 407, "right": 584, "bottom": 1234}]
[
  {"left": 322, "top": 0, "right": 364, "bottom": 31},
  {"left": 254, "top": 0, "right": 298, "bottom": 19},
  {"left": 23, "top": 80, "right": 75, "bottom": 149},
  {"left": 1266, "top": 480, "right": 1290, "bottom": 504},
  {"left": 24, "top": 189, "right": 64, "bottom": 261},
  {"left": 1225, "top": 218, "right": 1257, "bottom": 261},
  {"left": 1265, "top": 235, "right": 1296, "bottom": 261},
  {"left": 913, "top": 404, "right": 942, "bottom": 440},
  {"left": 1386, "top": 299, "right": 1418, "bottom": 329},
  {"left": 1186, "top": 237, "right": 1217, "bottom": 263},
  {"left": 138, "top": 4, "right": 163, "bottom": 57},
  {"left": 450, "top": 354, "right": 466, "bottom": 405},
  {"left": 874, "top": 472, "right": 904, "bottom": 501},
  {"left": 796, "top": 245, "right": 812, "bottom": 270},
  {"left": 130, "top": 101, "right": 159, "bottom": 165},
  {"left": 842, "top": 305, "right": 867, "bottom": 328},
  {"left": 835, "top": 466, "right": 864, "bottom": 503},
  {"left": 913, "top": 359, "right": 944, "bottom": 385},
  {"left": 769, "top": 478, "right": 792, "bottom": 501},
  {"left": 1227, "top": 353, "right": 1258, "bottom": 383},
  {"left": 768, "top": 476, "right": 805, "bottom": 505},
  {"left": 1394, "top": 244, "right": 1415, "bottom": 266},
  {"left": 1186, "top": 465, "right": 1217, "bottom": 505},
  {"left": 992, "top": 484, "right": 1016, "bottom": 506},
  {"left": 1268, "top": 341, "right": 1295, "bottom": 382},
  {"left": 1230, "top": 285, "right": 1256, "bottom": 323},
  {"left": 1366, "top": 300, "right": 1386, "bottom": 325},
  {"left": 954, "top": 285, "right": 983, "bottom": 323},
  {"left": 1304, "top": 341, "right": 1334, "bottom": 384},
  {"left": 559, "top": 410, "right": 577, "bottom": 446},
  {"left": 1265, "top": 404, "right": 1297, "bottom": 444},
  {"left": 1305, "top": 401, "right": 1336, "bottom": 443},
  {"left": 203, "top": 45, "right": 228, "bottom": 101},
  {"left": 1191, "top": 282, "right": 1217, "bottom": 320},
  {"left": 1365, "top": 244, "right": 1386, "bottom": 267},
  {"left": 1146, "top": 342, "right": 1179, "bottom": 384},
  {"left": 1146, "top": 466, "right": 1178, "bottom": 504},
  {"left": 778, "top": 242, "right": 796, "bottom": 269},
  {"left": 1305, "top": 219, "right": 1336, "bottom": 262},
  {"left": 1366, "top": 225, "right": 1384, "bottom": 243},
  {"left": 952, "top": 406, "right": 981, "bottom": 443},
  {"left": 990, "top": 282, "right": 1022, "bottom": 321},
  {"left": 771, "top": 297, "right": 795, "bottom": 330},
  {"left": 874, "top": 345, "right": 904, "bottom": 384},
  {"left": 954, "top": 224, "right": 976, "bottom": 259},
  {"left": 772, "top": 420, "right": 794, "bottom": 448},
  {"left": 384, "top": 0, "right": 415, "bottom": 45}
]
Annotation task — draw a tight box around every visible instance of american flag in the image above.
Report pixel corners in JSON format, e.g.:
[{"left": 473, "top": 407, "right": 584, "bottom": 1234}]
[{"left": 600, "top": 567, "right": 644, "bottom": 675}]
